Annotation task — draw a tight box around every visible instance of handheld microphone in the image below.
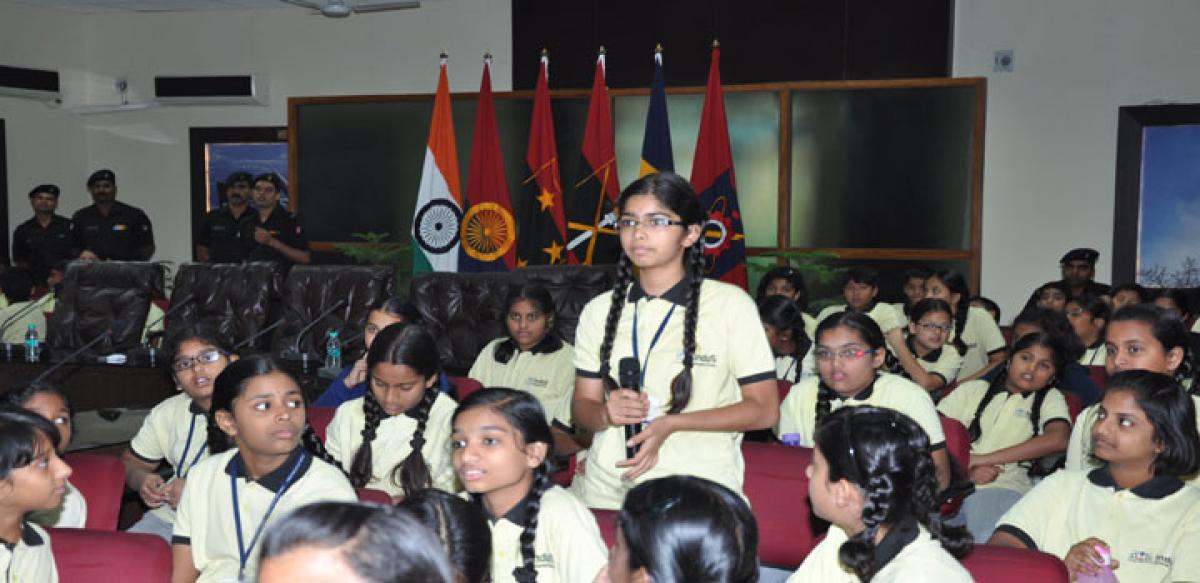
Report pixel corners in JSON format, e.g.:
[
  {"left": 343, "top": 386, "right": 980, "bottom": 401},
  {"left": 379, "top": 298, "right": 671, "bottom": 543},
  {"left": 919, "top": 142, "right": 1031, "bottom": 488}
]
[
  {"left": 619, "top": 357, "right": 643, "bottom": 459},
  {"left": 31, "top": 328, "right": 114, "bottom": 384},
  {"left": 287, "top": 299, "right": 349, "bottom": 357}
]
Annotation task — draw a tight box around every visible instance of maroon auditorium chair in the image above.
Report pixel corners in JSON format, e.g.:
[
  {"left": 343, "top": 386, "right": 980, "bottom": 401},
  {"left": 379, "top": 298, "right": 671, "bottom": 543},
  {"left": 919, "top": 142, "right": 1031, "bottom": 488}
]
[
  {"left": 742, "top": 440, "right": 825, "bottom": 570},
  {"left": 776, "top": 379, "right": 794, "bottom": 403},
  {"left": 50, "top": 528, "right": 171, "bottom": 583},
  {"left": 356, "top": 488, "right": 392, "bottom": 505},
  {"left": 939, "top": 414, "right": 971, "bottom": 516},
  {"left": 451, "top": 376, "right": 484, "bottom": 403},
  {"left": 961, "top": 544, "right": 1069, "bottom": 582},
  {"left": 307, "top": 406, "right": 336, "bottom": 442},
  {"left": 62, "top": 453, "right": 124, "bottom": 530}
]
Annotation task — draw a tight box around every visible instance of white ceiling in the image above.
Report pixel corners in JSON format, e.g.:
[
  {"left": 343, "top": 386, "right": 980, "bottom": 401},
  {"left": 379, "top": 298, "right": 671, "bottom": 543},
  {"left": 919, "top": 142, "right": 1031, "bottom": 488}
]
[{"left": 2, "top": 0, "right": 318, "bottom": 13}]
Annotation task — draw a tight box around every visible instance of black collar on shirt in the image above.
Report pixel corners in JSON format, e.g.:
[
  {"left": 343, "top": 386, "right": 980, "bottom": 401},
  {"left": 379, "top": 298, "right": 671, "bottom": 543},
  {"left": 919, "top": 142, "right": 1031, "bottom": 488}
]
[
  {"left": 223, "top": 447, "right": 312, "bottom": 493},
  {"left": 479, "top": 489, "right": 538, "bottom": 527},
  {"left": 627, "top": 279, "right": 690, "bottom": 306},
  {"left": 829, "top": 377, "right": 877, "bottom": 402},
  {"left": 1087, "top": 337, "right": 1105, "bottom": 351},
  {"left": 188, "top": 400, "right": 206, "bottom": 416},
  {"left": 906, "top": 335, "right": 943, "bottom": 364},
  {"left": 1086, "top": 467, "right": 1185, "bottom": 499},
  {"left": 873, "top": 519, "right": 919, "bottom": 571},
  {"left": 1, "top": 523, "right": 45, "bottom": 550}
]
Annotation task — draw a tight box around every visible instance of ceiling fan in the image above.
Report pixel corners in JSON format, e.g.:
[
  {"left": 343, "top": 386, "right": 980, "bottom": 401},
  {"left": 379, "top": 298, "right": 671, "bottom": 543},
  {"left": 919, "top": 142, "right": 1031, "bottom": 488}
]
[{"left": 279, "top": 0, "right": 421, "bottom": 18}]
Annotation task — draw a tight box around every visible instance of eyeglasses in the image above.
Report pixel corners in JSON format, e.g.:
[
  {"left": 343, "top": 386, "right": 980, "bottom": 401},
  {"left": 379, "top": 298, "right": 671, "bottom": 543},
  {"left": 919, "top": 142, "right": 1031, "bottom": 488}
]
[
  {"left": 1065, "top": 308, "right": 1085, "bottom": 317},
  {"left": 813, "top": 348, "right": 877, "bottom": 362},
  {"left": 916, "top": 322, "right": 952, "bottom": 334},
  {"left": 172, "top": 349, "right": 226, "bottom": 372},
  {"left": 615, "top": 217, "right": 685, "bottom": 231}
]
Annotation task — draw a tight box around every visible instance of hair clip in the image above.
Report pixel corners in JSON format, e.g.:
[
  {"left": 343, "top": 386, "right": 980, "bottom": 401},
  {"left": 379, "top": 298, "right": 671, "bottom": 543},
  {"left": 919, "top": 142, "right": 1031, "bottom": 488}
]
[{"left": 648, "top": 495, "right": 683, "bottom": 518}]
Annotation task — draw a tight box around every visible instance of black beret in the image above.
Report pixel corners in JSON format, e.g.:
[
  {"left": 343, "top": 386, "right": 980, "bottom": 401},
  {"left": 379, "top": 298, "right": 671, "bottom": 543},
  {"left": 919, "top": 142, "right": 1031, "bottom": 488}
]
[
  {"left": 1060, "top": 248, "right": 1099, "bottom": 265},
  {"left": 225, "top": 171, "right": 253, "bottom": 186},
  {"left": 87, "top": 169, "right": 116, "bottom": 186},
  {"left": 28, "top": 184, "right": 60, "bottom": 198}
]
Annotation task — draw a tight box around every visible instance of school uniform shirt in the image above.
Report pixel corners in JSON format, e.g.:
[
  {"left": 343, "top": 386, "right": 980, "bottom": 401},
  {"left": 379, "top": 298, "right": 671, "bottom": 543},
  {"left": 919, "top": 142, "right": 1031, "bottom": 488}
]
[
  {"left": 172, "top": 447, "right": 356, "bottom": 582},
  {"left": 775, "top": 351, "right": 816, "bottom": 384},
  {"left": 802, "top": 312, "right": 817, "bottom": 341},
  {"left": 484, "top": 485, "right": 608, "bottom": 583},
  {"left": 995, "top": 468, "right": 1200, "bottom": 583},
  {"left": 325, "top": 391, "right": 458, "bottom": 497},
  {"left": 1064, "top": 395, "right": 1200, "bottom": 487},
  {"left": 71, "top": 201, "right": 154, "bottom": 261},
  {"left": 141, "top": 302, "right": 164, "bottom": 345},
  {"left": 947, "top": 306, "right": 1007, "bottom": 379},
  {"left": 787, "top": 520, "right": 971, "bottom": 583},
  {"left": 241, "top": 206, "right": 308, "bottom": 265},
  {"left": 11, "top": 214, "right": 74, "bottom": 284},
  {"left": 469, "top": 338, "right": 576, "bottom": 426},
  {"left": 0, "top": 301, "right": 47, "bottom": 344},
  {"left": 572, "top": 278, "right": 776, "bottom": 510},
  {"left": 906, "top": 336, "right": 963, "bottom": 387},
  {"left": 776, "top": 373, "right": 946, "bottom": 449},
  {"left": 816, "top": 302, "right": 906, "bottom": 333},
  {"left": 27, "top": 480, "right": 86, "bottom": 529},
  {"left": 198, "top": 206, "right": 252, "bottom": 263},
  {"left": 128, "top": 393, "right": 212, "bottom": 524},
  {"left": 937, "top": 380, "right": 1070, "bottom": 494},
  {"left": 0, "top": 523, "right": 57, "bottom": 583},
  {"left": 1079, "top": 341, "right": 1107, "bottom": 367}
]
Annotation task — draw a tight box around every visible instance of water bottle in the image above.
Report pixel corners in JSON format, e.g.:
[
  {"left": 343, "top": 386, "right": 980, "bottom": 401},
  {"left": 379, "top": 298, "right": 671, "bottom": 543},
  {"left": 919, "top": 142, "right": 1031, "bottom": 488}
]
[
  {"left": 325, "top": 331, "right": 342, "bottom": 371},
  {"left": 24, "top": 324, "right": 39, "bottom": 363},
  {"left": 1077, "top": 545, "right": 1118, "bottom": 583}
]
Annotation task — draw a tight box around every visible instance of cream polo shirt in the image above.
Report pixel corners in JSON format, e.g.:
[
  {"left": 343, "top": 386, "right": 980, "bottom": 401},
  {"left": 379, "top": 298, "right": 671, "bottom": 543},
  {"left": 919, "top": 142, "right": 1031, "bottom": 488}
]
[
  {"left": 788, "top": 521, "right": 971, "bottom": 583},
  {"left": 816, "top": 302, "right": 906, "bottom": 334},
  {"left": 27, "top": 480, "right": 86, "bottom": 529},
  {"left": 0, "top": 300, "right": 47, "bottom": 344},
  {"left": 907, "top": 336, "right": 963, "bottom": 387},
  {"left": 996, "top": 468, "right": 1200, "bottom": 583},
  {"left": 325, "top": 390, "right": 458, "bottom": 497},
  {"left": 937, "top": 380, "right": 1071, "bottom": 494},
  {"left": 483, "top": 485, "right": 608, "bottom": 583},
  {"left": 776, "top": 373, "right": 946, "bottom": 448},
  {"left": 128, "top": 392, "right": 211, "bottom": 524},
  {"left": 572, "top": 278, "right": 776, "bottom": 510},
  {"left": 775, "top": 352, "right": 815, "bottom": 384},
  {"left": 0, "top": 523, "right": 57, "bottom": 583},
  {"left": 948, "top": 306, "right": 1007, "bottom": 379},
  {"left": 802, "top": 312, "right": 817, "bottom": 340},
  {"left": 469, "top": 338, "right": 576, "bottom": 426},
  {"left": 173, "top": 447, "right": 356, "bottom": 582},
  {"left": 1079, "top": 342, "right": 1107, "bottom": 367},
  {"left": 1064, "top": 395, "right": 1200, "bottom": 487}
]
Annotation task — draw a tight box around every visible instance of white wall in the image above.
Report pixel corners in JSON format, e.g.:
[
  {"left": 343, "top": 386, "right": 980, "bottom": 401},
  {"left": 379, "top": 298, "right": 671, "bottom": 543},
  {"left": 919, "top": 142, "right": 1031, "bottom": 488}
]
[
  {"left": 955, "top": 0, "right": 1200, "bottom": 320},
  {"left": 2, "top": 0, "right": 511, "bottom": 267}
]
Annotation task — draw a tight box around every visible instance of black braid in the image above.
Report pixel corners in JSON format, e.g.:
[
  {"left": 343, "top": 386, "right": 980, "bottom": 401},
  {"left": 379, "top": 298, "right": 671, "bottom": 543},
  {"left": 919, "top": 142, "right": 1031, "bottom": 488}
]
[
  {"left": 816, "top": 380, "right": 837, "bottom": 424},
  {"left": 512, "top": 465, "right": 552, "bottom": 583},
  {"left": 598, "top": 254, "right": 634, "bottom": 392},
  {"left": 839, "top": 473, "right": 893, "bottom": 581},
  {"left": 667, "top": 245, "right": 704, "bottom": 414},
  {"left": 950, "top": 300, "right": 969, "bottom": 356},
  {"left": 301, "top": 423, "right": 345, "bottom": 474},
  {"left": 394, "top": 389, "right": 438, "bottom": 499},
  {"left": 1023, "top": 387, "right": 1057, "bottom": 479},
  {"left": 966, "top": 372, "right": 1007, "bottom": 443},
  {"left": 349, "top": 386, "right": 385, "bottom": 488}
]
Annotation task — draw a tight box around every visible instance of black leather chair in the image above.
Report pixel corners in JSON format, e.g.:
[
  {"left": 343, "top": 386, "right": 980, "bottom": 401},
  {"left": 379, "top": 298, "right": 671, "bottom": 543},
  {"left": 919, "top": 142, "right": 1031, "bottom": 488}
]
[
  {"left": 272, "top": 265, "right": 396, "bottom": 358},
  {"left": 409, "top": 265, "right": 617, "bottom": 375},
  {"left": 164, "top": 263, "right": 284, "bottom": 352},
  {"left": 47, "top": 261, "right": 165, "bottom": 356}
]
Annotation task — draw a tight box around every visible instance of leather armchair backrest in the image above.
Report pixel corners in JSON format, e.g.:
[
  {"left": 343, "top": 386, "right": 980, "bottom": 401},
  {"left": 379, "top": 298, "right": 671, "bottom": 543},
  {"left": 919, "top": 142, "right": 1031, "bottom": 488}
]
[
  {"left": 409, "top": 265, "right": 617, "bottom": 375},
  {"left": 165, "top": 262, "right": 283, "bottom": 352},
  {"left": 273, "top": 265, "right": 395, "bottom": 357},
  {"left": 47, "top": 261, "right": 164, "bottom": 355}
]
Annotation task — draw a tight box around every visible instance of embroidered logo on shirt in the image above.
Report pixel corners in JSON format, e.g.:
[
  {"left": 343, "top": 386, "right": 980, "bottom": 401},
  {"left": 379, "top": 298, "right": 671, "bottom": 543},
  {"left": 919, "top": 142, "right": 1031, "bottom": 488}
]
[
  {"left": 534, "top": 552, "right": 555, "bottom": 569},
  {"left": 525, "top": 377, "right": 549, "bottom": 388},
  {"left": 1128, "top": 550, "right": 1172, "bottom": 569}
]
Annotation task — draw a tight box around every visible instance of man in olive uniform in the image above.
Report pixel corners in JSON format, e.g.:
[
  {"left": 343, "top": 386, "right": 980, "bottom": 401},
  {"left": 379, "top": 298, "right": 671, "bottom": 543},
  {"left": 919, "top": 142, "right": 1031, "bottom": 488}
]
[
  {"left": 12, "top": 184, "right": 75, "bottom": 286},
  {"left": 242, "top": 173, "right": 309, "bottom": 266},
  {"left": 196, "top": 171, "right": 254, "bottom": 263},
  {"left": 72, "top": 169, "right": 155, "bottom": 261}
]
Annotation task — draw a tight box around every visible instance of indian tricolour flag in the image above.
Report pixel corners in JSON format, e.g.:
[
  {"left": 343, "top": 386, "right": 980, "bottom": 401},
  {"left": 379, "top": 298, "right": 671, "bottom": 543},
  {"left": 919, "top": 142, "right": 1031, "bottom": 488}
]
[{"left": 412, "top": 55, "right": 464, "bottom": 273}]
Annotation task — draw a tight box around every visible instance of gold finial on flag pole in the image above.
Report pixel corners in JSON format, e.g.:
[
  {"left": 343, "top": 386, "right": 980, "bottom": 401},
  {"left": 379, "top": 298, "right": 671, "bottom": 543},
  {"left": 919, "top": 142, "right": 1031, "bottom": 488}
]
[
  {"left": 655, "top": 43, "right": 663, "bottom": 54},
  {"left": 711, "top": 38, "right": 720, "bottom": 49},
  {"left": 541, "top": 47, "right": 548, "bottom": 57},
  {"left": 599, "top": 45, "right": 607, "bottom": 55}
]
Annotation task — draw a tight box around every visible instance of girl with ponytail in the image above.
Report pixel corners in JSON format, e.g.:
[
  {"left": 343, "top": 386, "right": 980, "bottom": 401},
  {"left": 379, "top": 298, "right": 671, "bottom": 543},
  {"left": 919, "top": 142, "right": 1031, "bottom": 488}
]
[
  {"left": 924, "top": 269, "right": 1007, "bottom": 382},
  {"left": 789, "top": 406, "right": 972, "bottom": 582},
  {"left": 452, "top": 388, "right": 607, "bottom": 583},
  {"left": 759, "top": 295, "right": 815, "bottom": 384},
  {"left": 325, "top": 322, "right": 457, "bottom": 502},
  {"left": 936, "top": 332, "right": 1073, "bottom": 541},
  {"left": 571, "top": 171, "right": 779, "bottom": 510}
]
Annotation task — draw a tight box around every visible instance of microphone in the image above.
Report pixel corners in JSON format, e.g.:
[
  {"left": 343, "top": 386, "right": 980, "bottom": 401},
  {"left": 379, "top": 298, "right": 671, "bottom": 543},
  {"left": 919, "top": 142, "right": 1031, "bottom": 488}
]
[
  {"left": 287, "top": 299, "right": 349, "bottom": 357},
  {"left": 142, "top": 295, "right": 196, "bottom": 337},
  {"left": 0, "top": 295, "right": 52, "bottom": 340},
  {"left": 31, "top": 328, "right": 114, "bottom": 384},
  {"left": 619, "top": 357, "right": 643, "bottom": 459},
  {"left": 232, "top": 317, "right": 288, "bottom": 352}
]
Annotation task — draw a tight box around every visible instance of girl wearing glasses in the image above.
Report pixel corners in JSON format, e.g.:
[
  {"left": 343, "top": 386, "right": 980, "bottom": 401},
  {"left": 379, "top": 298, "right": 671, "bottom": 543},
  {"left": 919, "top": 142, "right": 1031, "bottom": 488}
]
[
  {"left": 893, "top": 298, "right": 962, "bottom": 395},
  {"left": 924, "top": 270, "right": 1007, "bottom": 383},
  {"left": 120, "top": 325, "right": 237, "bottom": 542},
  {"left": 571, "top": 171, "right": 778, "bottom": 510},
  {"left": 1065, "top": 294, "right": 1110, "bottom": 366},
  {"left": 936, "top": 331, "right": 1072, "bottom": 541},
  {"left": 777, "top": 311, "right": 951, "bottom": 491}
]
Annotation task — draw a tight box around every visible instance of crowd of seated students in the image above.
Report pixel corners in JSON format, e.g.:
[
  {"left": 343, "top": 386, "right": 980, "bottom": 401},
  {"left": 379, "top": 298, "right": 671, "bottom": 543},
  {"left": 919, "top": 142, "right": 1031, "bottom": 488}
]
[{"left": 3, "top": 171, "right": 1200, "bottom": 582}]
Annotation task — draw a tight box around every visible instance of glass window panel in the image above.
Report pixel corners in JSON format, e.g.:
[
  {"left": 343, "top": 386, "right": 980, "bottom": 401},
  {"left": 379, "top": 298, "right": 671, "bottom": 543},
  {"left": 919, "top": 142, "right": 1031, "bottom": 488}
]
[{"left": 790, "top": 86, "right": 976, "bottom": 249}]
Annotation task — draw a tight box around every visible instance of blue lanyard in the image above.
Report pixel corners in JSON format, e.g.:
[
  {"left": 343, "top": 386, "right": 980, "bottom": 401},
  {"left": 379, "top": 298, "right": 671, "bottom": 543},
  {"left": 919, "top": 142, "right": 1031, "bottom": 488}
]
[
  {"left": 175, "top": 413, "right": 208, "bottom": 479},
  {"left": 631, "top": 302, "right": 677, "bottom": 388},
  {"left": 231, "top": 451, "right": 307, "bottom": 578}
]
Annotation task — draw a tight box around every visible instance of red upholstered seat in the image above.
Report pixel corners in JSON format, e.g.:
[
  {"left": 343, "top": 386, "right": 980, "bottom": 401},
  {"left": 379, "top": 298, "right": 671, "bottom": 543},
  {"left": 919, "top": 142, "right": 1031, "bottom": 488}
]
[
  {"left": 938, "top": 415, "right": 971, "bottom": 516},
  {"left": 50, "top": 528, "right": 171, "bottom": 583},
  {"left": 451, "top": 376, "right": 484, "bottom": 402},
  {"left": 1087, "top": 366, "right": 1108, "bottom": 390},
  {"left": 551, "top": 455, "right": 577, "bottom": 487},
  {"left": 592, "top": 508, "right": 618, "bottom": 548},
  {"left": 1063, "top": 390, "right": 1083, "bottom": 421},
  {"left": 961, "top": 544, "right": 1068, "bottom": 582},
  {"left": 308, "top": 406, "right": 336, "bottom": 442},
  {"left": 356, "top": 488, "right": 392, "bottom": 505},
  {"left": 62, "top": 453, "right": 124, "bottom": 530},
  {"left": 777, "top": 379, "right": 794, "bottom": 403},
  {"left": 742, "top": 440, "right": 825, "bottom": 569}
]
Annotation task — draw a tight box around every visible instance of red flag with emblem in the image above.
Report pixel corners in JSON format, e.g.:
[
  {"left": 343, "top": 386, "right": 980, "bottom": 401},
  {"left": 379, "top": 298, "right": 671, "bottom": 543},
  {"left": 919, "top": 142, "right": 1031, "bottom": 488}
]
[{"left": 460, "top": 56, "right": 517, "bottom": 271}]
